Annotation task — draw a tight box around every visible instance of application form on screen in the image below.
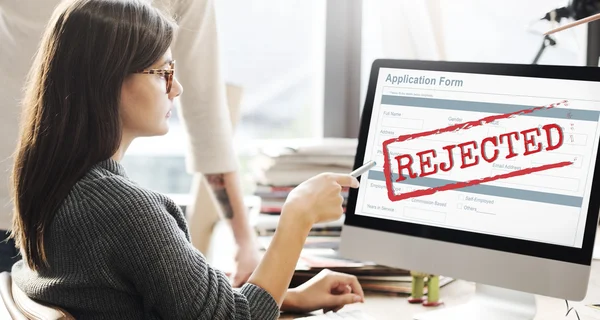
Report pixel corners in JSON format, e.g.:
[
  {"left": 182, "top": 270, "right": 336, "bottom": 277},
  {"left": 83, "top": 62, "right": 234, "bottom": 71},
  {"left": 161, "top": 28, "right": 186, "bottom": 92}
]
[{"left": 354, "top": 68, "right": 600, "bottom": 248}]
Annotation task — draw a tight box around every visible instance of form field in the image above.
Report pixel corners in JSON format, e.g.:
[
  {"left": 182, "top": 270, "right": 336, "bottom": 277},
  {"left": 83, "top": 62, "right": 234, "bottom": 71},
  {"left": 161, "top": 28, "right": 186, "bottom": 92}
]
[
  {"left": 376, "top": 146, "right": 422, "bottom": 158},
  {"left": 546, "top": 130, "right": 587, "bottom": 146},
  {"left": 496, "top": 148, "right": 517, "bottom": 162},
  {"left": 381, "top": 117, "right": 424, "bottom": 130},
  {"left": 404, "top": 207, "right": 446, "bottom": 223},
  {"left": 564, "top": 133, "right": 587, "bottom": 146},
  {"left": 377, "top": 154, "right": 451, "bottom": 177},
  {"left": 418, "top": 137, "right": 463, "bottom": 145},
  {"left": 387, "top": 146, "right": 424, "bottom": 156},
  {"left": 381, "top": 140, "right": 520, "bottom": 165},
  {"left": 531, "top": 153, "right": 583, "bottom": 168},
  {"left": 378, "top": 135, "right": 395, "bottom": 146},
  {"left": 444, "top": 145, "right": 517, "bottom": 164},
  {"left": 378, "top": 130, "right": 419, "bottom": 145},
  {"left": 490, "top": 169, "right": 580, "bottom": 192},
  {"left": 487, "top": 126, "right": 506, "bottom": 137}
]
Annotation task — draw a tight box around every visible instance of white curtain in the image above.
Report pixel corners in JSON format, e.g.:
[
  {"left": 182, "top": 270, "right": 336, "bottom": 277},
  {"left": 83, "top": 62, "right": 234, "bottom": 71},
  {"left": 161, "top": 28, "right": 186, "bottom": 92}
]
[
  {"left": 377, "top": 0, "right": 446, "bottom": 60},
  {"left": 360, "top": 0, "right": 588, "bottom": 104},
  {"left": 361, "top": 0, "right": 446, "bottom": 104}
]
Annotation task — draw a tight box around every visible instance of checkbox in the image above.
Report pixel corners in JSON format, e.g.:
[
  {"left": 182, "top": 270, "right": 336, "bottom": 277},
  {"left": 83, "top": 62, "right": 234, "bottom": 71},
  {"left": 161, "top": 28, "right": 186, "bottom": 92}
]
[
  {"left": 457, "top": 203, "right": 463, "bottom": 209},
  {"left": 459, "top": 195, "right": 465, "bottom": 200}
]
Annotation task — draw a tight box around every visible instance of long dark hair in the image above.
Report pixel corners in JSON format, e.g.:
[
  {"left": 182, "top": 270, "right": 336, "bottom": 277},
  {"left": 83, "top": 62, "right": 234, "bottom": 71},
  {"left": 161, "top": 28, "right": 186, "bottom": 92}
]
[{"left": 10, "top": 0, "right": 176, "bottom": 271}]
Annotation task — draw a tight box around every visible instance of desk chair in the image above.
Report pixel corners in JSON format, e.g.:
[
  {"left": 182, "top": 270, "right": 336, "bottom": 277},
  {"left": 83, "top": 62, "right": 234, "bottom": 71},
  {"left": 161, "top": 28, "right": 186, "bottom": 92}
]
[{"left": 0, "top": 272, "right": 74, "bottom": 320}]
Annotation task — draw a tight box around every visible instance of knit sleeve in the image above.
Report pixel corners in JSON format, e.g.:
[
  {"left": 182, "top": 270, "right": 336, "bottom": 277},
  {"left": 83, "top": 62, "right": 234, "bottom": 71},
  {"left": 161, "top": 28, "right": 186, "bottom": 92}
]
[{"left": 86, "top": 178, "right": 279, "bottom": 320}]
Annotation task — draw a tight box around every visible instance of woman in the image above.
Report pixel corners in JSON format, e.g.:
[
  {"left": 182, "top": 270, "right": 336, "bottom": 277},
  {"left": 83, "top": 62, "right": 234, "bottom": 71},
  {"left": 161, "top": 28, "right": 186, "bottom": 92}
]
[{"left": 9, "top": 0, "right": 364, "bottom": 319}]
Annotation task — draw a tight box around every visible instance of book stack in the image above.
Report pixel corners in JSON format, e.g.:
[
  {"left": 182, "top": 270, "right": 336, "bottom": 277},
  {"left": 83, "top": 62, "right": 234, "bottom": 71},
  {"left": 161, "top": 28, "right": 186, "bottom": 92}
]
[
  {"left": 249, "top": 138, "right": 357, "bottom": 236},
  {"left": 251, "top": 138, "right": 358, "bottom": 190},
  {"left": 257, "top": 235, "right": 454, "bottom": 295}
]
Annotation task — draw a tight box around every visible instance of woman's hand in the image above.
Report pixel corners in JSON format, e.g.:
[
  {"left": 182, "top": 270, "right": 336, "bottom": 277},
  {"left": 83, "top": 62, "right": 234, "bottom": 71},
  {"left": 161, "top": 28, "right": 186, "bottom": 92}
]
[
  {"left": 283, "top": 173, "right": 359, "bottom": 227},
  {"left": 230, "top": 241, "right": 261, "bottom": 287},
  {"left": 281, "top": 269, "right": 365, "bottom": 314}
]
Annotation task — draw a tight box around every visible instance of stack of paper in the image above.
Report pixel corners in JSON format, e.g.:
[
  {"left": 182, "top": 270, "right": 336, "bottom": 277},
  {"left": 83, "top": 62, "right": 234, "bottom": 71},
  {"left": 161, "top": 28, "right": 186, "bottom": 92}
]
[
  {"left": 251, "top": 138, "right": 357, "bottom": 187},
  {"left": 250, "top": 138, "right": 357, "bottom": 217}
]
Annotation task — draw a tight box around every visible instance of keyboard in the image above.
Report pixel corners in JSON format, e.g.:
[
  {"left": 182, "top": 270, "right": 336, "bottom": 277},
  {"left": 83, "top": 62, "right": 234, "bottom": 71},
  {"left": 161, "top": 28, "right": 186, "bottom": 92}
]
[{"left": 296, "top": 310, "right": 376, "bottom": 319}]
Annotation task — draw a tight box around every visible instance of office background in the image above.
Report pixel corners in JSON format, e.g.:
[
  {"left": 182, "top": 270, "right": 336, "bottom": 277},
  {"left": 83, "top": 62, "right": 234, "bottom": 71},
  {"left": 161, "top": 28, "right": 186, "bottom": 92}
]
[{"left": 121, "top": 0, "right": 600, "bottom": 197}]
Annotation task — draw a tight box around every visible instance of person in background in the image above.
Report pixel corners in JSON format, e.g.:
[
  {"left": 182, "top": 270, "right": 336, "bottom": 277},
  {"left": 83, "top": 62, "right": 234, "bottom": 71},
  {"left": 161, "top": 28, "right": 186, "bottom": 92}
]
[
  {"left": 157, "top": 0, "right": 261, "bottom": 287},
  {"left": 0, "top": 0, "right": 260, "bottom": 285},
  {"left": 9, "top": 0, "right": 365, "bottom": 318}
]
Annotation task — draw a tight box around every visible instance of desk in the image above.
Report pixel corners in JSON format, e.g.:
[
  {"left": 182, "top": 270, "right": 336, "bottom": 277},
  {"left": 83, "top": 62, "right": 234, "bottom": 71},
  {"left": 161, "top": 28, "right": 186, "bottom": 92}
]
[
  {"left": 280, "top": 260, "right": 600, "bottom": 319},
  {"left": 207, "top": 222, "right": 600, "bottom": 320}
]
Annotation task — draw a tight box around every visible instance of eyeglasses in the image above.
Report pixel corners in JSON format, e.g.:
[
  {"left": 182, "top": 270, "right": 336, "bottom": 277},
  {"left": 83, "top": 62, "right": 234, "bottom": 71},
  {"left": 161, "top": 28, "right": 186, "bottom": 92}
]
[{"left": 136, "top": 60, "right": 176, "bottom": 94}]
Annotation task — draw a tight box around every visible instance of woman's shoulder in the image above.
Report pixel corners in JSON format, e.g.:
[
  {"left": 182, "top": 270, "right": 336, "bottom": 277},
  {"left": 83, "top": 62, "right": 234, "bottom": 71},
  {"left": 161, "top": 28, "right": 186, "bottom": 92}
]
[
  {"left": 51, "top": 160, "right": 190, "bottom": 253},
  {"left": 62, "top": 160, "right": 181, "bottom": 223},
  {"left": 73, "top": 163, "right": 146, "bottom": 202}
]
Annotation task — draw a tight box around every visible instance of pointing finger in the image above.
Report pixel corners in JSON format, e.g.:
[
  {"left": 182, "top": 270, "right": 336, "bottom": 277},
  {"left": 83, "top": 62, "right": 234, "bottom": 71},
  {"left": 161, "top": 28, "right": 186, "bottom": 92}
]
[{"left": 328, "top": 173, "right": 359, "bottom": 188}]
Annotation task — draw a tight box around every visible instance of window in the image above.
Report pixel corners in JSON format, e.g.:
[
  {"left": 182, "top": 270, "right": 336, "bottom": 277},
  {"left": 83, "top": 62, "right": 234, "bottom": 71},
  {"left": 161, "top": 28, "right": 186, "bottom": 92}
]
[
  {"left": 217, "top": 0, "right": 326, "bottom": 141},
  {"left": 122, "top": 0, "right": 326, "bottom": 195},
  {"left": 437, "top": 0, "right": 586, "bottom": 65},
  {"left": 360, "top": 0, "right": 589, "bottom": 106}
]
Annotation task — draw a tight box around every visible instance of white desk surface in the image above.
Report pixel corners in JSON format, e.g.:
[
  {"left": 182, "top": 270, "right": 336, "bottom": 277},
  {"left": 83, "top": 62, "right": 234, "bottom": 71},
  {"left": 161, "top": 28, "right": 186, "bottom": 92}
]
[
  {"left": 208, "top": 222, "right": 600, "bottom": 320},
  {"left": 280, "top": 262, "right": 600, "bottom": 319}
]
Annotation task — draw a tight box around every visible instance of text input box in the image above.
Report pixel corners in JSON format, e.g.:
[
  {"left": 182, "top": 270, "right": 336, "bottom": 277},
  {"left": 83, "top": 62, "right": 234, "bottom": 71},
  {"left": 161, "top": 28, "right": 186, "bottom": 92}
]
[
  {"left": 378, "top": 135, "right": 395, "bottom": 146},
  {"left": 376, "top": 146, "right": 422, "bottom": 157},
  {"left": 417, "top": 137, "right": 465, "bottom": 145},
  {"left": 531, "top": 153, "right": 583, "bottom": 168},
  {"left": 487, "top": 126, "right": 506, "bottom": 137},
  {"left": 546, "top": 130, "right": 587, "bottom": 147},
  {"left": 403, "top": 207, "right": 447, "bottom": 223},
  {"left": 381, "top": 117, "right": 424, "bottom": 130},
  {"left": 564, "top": 133, "right": 587, "bottom": 146},
  {"left": 490, "top": 169, "right": 580, "bottom": 192},
  {"left": 378, "top": 129, "right": 419, "bottom": 145},
  {"left": 375, "top": 155, "right": 450, "bottom": 176}
]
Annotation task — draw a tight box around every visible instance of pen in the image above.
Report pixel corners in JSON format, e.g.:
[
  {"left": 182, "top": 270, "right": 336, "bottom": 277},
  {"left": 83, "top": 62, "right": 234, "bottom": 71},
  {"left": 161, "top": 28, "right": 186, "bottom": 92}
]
[
  {"left": 544, "top": 12, "right": 600, "bottom": 35},
  {"left": 350, "top": 160, "right": 377, "bottom": 178}
]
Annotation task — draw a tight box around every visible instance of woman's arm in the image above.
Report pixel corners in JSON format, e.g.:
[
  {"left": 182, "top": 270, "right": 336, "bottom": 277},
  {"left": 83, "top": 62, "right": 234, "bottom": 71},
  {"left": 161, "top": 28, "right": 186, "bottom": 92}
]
[
  {"left": 246, "top": 173, "right": 360, "bottom": 307},
  {"left": 247, "top": 206, "right": 312, "bottom": 307}
]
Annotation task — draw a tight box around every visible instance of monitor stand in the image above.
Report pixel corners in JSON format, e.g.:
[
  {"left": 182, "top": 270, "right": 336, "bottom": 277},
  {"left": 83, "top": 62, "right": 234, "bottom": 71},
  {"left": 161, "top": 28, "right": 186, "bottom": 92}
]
[{"left": 413, "top": 283, "right": 536, "bottom": 320}]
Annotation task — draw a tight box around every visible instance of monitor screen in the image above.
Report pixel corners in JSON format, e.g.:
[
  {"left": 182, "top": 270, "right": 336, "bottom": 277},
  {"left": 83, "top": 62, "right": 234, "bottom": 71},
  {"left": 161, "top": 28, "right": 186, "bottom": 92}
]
[{"left": 346, "top": 60, "right": 600, "bottom": 263}]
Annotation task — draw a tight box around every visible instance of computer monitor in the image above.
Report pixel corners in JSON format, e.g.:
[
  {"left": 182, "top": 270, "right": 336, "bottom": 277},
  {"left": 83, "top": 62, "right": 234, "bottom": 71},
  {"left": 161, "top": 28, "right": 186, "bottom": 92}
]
[{"left": 339, "top": 59, "right": 600, "bottom": 320}]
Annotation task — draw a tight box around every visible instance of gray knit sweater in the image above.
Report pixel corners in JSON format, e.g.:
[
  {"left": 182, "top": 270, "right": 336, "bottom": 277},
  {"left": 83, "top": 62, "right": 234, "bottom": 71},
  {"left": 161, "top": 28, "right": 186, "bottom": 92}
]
[{"left": 11, "top": 159, "right": 280, "bottom": 319}]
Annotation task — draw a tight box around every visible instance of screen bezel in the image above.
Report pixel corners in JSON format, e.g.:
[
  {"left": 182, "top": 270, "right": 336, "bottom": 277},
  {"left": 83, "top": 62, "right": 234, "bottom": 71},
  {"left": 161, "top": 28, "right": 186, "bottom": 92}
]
[{"left": 344, "top": 59, "right": 600, "bottom": 266}]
